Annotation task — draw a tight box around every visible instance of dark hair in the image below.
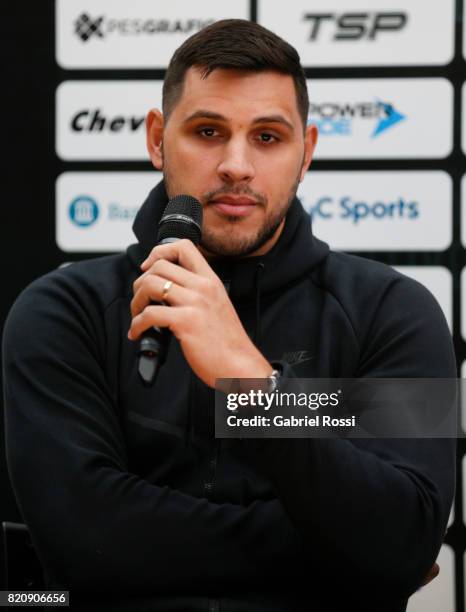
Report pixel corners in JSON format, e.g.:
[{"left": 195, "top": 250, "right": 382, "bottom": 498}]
[{"left": 162, "top": 19, "right": 309, "bottom": 129}]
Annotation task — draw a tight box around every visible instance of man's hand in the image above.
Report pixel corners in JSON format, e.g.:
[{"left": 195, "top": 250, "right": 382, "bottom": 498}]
[{"left": 128, "top": 239, "right": 272, "bottom": 388}]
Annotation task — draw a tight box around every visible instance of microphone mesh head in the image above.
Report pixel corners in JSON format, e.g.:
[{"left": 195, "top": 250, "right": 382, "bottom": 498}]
[{"left": 157, "top": 195, "right": 203, "bottom": 245}]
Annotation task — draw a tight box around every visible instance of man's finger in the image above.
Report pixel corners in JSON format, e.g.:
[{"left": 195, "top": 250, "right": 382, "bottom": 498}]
[
  {"left": 128, "top": 304, "right": 183, "bottom": 340},
  {"left": 133, "top": 258, "right": 201, "bottom": 295},
  {"left": 140, "top": 239, "right": 213, "bottom": 277},
  {"left": 130, "top": 276, "right": 194, "bottom": 318}
]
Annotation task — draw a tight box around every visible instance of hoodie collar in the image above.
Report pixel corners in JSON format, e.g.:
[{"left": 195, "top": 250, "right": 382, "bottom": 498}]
[{"left": 129, "top": 179, "right": 329, "bottom": 302}]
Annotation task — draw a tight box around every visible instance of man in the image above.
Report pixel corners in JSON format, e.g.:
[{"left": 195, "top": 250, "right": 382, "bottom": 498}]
[{"left": 3, "top": 19, "right": 455, "bottom": 612}]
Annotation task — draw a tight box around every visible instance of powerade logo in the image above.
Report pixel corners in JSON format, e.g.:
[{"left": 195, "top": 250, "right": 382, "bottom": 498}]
[
  {"left": 69, "top": 196, "right": 99, "bottom": 227},
  {"left": 74, "top": 13, "right": 214, "bottom": 42},
  {"left": 307, "top": 196, "right": 419, "bottom": 224},
  {"left": 308, "top": 100, "right": 406, "bottom": 137}
]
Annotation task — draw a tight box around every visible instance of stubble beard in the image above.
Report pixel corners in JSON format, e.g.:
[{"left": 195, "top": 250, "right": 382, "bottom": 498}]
[
  {"left": 163, "top": 169, "right": 301, "bottom": 258},
  {"left": 200, "top": 195, "right": 292, "bottom": 258}
]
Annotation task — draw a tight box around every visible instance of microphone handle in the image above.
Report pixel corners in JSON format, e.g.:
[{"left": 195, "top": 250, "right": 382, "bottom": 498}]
[{"left": 137, "top": 236, "right": 180, "bottom": 385}]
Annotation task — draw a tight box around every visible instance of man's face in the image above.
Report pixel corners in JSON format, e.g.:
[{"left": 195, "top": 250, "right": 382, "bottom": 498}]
[{"left": 146, "top": 67, "right": 317, "bottom": 257}]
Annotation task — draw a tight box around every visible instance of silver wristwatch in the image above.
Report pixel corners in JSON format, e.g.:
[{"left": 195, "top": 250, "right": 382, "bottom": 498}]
[{"left": 267, "top": 369, "right": 281, "bottom": 392}]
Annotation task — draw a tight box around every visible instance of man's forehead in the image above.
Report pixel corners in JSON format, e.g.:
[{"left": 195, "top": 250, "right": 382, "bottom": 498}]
[{"left": 172, "top": 66, "right": 299, "bottom": 124}]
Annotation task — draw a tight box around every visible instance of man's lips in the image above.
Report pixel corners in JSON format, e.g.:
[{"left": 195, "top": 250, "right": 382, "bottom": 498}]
[{"left": 209, "top": 196, "right": 260, "bottom": 217}]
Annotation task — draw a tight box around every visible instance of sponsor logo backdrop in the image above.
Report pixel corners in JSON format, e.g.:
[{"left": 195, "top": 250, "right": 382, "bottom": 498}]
[
  {"left": 307, "top": 78, "right": 453, "bottom": 159},
  {"left": 2, "top": 1, "right": 463, "bottom": 610},
  {"left": 56, "top": 171, "right": 453, "bottom": 254},
  {"left": 56, "top": 0, "right": 250, "bottom": 68},
  {"left": 462, "top": 175, "right": 466, "bottom": 247},
  {"left": 56, "top": 79, "right": 454, "bottom": 161},
  {"left": 463, "top": 83, "right": 466, "bottom": 155},
  {"left": 299, "top": 171, "right": 452, "bottom": 251},
  {"left": 258, "top": 0, "right": 455, "bottom": 67},
  {"left": 56, "top": 81, "right": 163, "bottom": 160},
  {"left": 56, "top": 172, "right": 162, "bottom": 251}
]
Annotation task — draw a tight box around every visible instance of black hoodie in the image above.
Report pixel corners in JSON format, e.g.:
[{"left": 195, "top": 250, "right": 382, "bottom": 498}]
[{"left": 3, "top": 181, "right": 456, "bottom": 611}]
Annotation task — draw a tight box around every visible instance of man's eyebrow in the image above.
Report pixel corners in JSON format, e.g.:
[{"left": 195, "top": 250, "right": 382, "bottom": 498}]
[
  {"left": 183, "top": 110, "right": 227, "bottom": 123},
  {"left": 252, "top": 115, "right": 294, "bottom": 131},
  {"left": 183, "top": 110, "right": 294, "bottom": 131}
]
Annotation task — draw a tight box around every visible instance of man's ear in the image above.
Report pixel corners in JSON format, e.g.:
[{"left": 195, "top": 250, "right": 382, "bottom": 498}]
[
  {"left": 299, "top": 123, "right": 318, "bottom": 182},
  {"left": 146, "top": 109, "right": 164, "bottom": 170}
]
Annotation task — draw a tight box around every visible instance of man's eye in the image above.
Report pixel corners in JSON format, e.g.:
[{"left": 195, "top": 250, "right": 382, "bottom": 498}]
[
  {"left": 198, "top": 128, "right": 217, "bottom": 137},
  {"left": 258, "top": 132, "right": 278, "bottom": 144}
]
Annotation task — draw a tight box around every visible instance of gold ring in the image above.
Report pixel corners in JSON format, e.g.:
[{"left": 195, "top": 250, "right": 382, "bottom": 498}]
[{"left": 161, "top": 280, "right": 173, "bottom": 302}]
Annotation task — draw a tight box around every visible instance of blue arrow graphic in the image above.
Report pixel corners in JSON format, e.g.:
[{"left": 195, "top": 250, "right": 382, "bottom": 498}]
[{"left": 372, "top": 100, "right": 406, "bottom": 138}]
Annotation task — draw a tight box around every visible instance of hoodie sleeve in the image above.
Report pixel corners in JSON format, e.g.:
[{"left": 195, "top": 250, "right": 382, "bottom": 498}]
[
  {"left": 2, "top": 272, "right": 303, "bottom": 594},
  {"left": 240, "top": 275, "right": 456, "bottom": 598}
]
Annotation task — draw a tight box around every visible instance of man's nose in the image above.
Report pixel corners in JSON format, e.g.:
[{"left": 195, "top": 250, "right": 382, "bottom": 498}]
[{"left": 216, "top": 138, "right": 255, "bottom": 183}]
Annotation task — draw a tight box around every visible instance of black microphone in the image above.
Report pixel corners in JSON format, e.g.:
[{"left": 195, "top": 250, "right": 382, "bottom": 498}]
[{"left": 138, "top": 194, "right": 203, "bottom": 385}]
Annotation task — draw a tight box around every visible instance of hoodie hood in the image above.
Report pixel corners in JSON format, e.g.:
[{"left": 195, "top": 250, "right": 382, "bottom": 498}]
[{"left": 130, "top": 179, "right": 329, "bottom": 303}]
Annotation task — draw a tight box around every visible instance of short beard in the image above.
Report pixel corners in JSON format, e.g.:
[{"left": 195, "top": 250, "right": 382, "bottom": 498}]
[
  {"left": 162, "top": 166, "right": 300, "bottom": 258},
  {"left": 200, "top": 200, "right": 289, "bottom": 257},
  {"left": 201, "top": 177, "right": 299, "bottom": 257}
]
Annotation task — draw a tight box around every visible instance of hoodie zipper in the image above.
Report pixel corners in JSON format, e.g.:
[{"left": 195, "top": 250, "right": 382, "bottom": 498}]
[
  {"left": 203, "top": 276, "right": 230, "bottom": 501},
  {"left": 203, "top": 279, "right": 231, "bottom": 612},
  {"left": 204, "top": 440, "right": 220, "bottom": 499},
  {"left": 204, "top": 442, "right": 220, "bottom": 612}
]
